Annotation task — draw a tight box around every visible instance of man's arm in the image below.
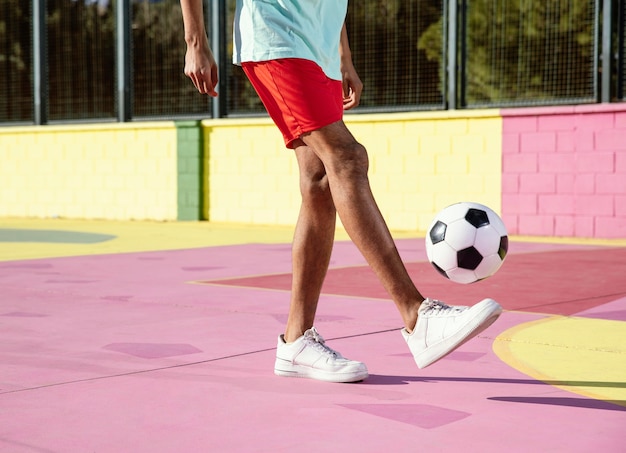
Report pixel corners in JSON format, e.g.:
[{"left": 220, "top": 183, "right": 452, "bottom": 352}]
[
  {"left": 180, "top": 0, "right": 218, "bottom": 96},
  {"left": 339, "top": 23, "right": 363, "bottom": 110}
]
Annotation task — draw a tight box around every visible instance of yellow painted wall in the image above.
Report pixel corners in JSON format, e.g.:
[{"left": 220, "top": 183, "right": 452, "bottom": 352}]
[
  {"left": 203, "top": 118, "right": 299, "bottom": 226},
  {"left": 0, "top": 123, "right": 177, "bottom": 221},
  {"left": 202, "top": 110, "right": 502, "bottom": 233},
  {"left": 0, "top": 111, "right": 502, "bottom": 229}
]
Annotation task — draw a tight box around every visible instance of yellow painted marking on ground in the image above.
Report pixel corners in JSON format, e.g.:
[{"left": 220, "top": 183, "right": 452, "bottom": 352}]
[
  {"left": 494, "top": 316, "right": 626, "bottom": 406},
  {"left": 4, "top": 218, "right": 625, "bottom": 263},
  {"left": 0, "top": 219, "right": 429, "bottom": 261},
  {"left": 0, "top": 219, "right": 296, "bottom": 261}
]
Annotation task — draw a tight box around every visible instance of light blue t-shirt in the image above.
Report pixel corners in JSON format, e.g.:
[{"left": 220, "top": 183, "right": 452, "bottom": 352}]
[{"left": 233, "top": 0, "right": 348, "bottom": 81}]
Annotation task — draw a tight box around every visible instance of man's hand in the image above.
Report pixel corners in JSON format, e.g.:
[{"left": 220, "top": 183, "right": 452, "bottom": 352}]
[
  {"left": 180, "top": 0, "right": 218, "bottom": 97},
  {"left": 184, "top": 39, "right": 219, "bottom": 97},
  {"left": 339, "top": 24, "right": 362, "bottom": 110},
  {"left": 341, "top": 61, "right": 363, "bottom": 110}
]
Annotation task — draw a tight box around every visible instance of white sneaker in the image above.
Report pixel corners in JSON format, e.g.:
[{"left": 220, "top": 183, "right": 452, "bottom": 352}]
[
  {"left": 402, "top": 298, "right": 502, "bottom": 369},
  {"left": 274, "top": 327, "right": 368, "bottom": 383}
]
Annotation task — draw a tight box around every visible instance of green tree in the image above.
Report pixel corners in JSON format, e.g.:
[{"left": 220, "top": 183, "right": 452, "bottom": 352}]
[
  {"left": 419, "top": 0, "right": 597, "bottom": 106},
  {"left": 0, "top": 0, "right": 33, "bottom": 122},
  {"left": 348, "top": 0, "right": 444, "bottom": 108}
]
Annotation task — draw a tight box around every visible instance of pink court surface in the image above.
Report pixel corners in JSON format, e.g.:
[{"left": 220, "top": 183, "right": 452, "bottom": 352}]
[{"left": 1, "top": 218, "right": 625, "bottom": 452}]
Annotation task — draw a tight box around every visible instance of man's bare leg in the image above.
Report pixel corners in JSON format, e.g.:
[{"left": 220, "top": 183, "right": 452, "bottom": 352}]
[
  {"left": 301, "top": 121, "right": 425, "bottom": 331},
  {"left": 283, "top": 141, "right": 337, "bottom": 342}
]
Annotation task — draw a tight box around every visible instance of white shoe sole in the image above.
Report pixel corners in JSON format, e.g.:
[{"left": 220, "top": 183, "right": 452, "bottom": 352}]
[
  {"left": 413, "top": 298, "right": 502, "bottom": 369},
  {"left": 274, "top": 360, "right": 369, "bottom": 383}
]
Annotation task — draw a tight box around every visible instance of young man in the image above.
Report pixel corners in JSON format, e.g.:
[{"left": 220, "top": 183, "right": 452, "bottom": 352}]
[{"left": 180, "top": 0, "right": 502, "bottom": 383}]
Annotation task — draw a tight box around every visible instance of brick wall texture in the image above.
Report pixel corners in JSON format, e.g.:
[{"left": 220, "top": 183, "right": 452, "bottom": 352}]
[
  {"left": 501, "top": 104, "right": 626, "bottom": 239},
  {"left": 0, "top": 123, "right": 177, "bottom": 221},
  {"left": 1, "top": 104, "right": 624, "bottom": 239}
]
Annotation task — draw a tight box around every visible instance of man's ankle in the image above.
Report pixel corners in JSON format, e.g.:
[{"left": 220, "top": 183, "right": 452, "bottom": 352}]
[
  {"left": 283, "top": 328, "right": 306, "bottom": 343},
  {"left": 402, "top": 300, "right": 423, "bottom": 333}
]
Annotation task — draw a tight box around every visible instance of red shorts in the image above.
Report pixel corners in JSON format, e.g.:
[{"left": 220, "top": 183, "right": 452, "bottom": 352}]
[{"left": 242, "top": 59, "right": 343, "bottom": 149}]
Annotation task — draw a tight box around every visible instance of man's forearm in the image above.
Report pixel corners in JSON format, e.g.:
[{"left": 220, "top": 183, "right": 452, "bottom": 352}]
[{"left": 180, "top": 0, "right": 208, "bottom": 47}]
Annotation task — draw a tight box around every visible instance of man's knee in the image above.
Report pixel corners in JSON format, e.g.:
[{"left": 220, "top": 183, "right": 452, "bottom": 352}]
[
  {"left": 300, "top": 167, "right": 331, "bottom": 201},
  {"left": 295, "top": 146, "right": 333, "bottom": 203},
  {"left": 305, "top": 122, "right": 370, "bottom": 177},
  {"left": 326, "top": 141, "right": 369, "bottom": 181}
]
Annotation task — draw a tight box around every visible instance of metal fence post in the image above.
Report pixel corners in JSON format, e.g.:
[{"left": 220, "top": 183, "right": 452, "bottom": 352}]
[
  {"left": 33, "top": 0, "right": 48, "bottom": 125},
  {"left": 601, "top": 0, "right": 613, "bottom": 102},
  {"left": 211, "top": 0, "right": 227, "bottom": 118},
  {"left": 117, "top": 0, "right": 132, "bottom": 122},
  {"left": 446, "top": 0, "right": 458, "bottom": 110}
]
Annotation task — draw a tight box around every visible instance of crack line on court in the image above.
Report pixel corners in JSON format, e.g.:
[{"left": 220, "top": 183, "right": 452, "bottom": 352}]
[
  {"left": 0, "top": 328, "right": 400, "bottom": 396},
  {"left": 514, "top": 291, "right": 626, "bottom": 312}
]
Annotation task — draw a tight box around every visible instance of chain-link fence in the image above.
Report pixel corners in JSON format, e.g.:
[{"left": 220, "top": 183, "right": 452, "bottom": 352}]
[
  {"left": 346, "top": 0, "right": 445, "bottom": 111},
  {"left": 0, "top": 1, "right": 33, "bottom": 123},
  {"left": 461, "top": 0, "right": 598, "bottom": 107},
  {"left": 132, "top": 0, "right": 211, "bottom": 118},
  {"left": 0, "top": 0, "right": 623, "bottom": 125},
  {"left": 47, "top": 0, "right": 115, "bottom": 121}
]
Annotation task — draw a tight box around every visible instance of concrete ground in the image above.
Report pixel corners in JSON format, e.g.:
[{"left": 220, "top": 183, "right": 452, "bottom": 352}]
[{"left": 1, "top": 218, "right": 624, "bottom": 452}]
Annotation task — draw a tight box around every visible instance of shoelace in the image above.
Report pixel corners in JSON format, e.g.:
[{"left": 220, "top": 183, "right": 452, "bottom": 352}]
[
  {"left": 305, "top": 327, "right": 339, "bottom": 358},
  {"left": 422, "top": 299, "right": 466, "bottom": 316}
]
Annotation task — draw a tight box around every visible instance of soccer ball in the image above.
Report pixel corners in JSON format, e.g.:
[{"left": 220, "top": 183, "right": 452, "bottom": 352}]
[{"left": 425, "top": 202, "right": 508, "bottom": 284}]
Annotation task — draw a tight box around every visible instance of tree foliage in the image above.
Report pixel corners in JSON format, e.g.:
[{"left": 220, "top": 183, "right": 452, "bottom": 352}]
[
  {"left": 0, "top": 0, "right": 33, "bottom": 121},
  {"left": 418, "top": 0, "right": 597, "bottom": 106}
]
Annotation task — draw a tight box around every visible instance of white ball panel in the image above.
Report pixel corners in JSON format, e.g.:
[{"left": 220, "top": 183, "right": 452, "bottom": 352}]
[
  {"left": 486, "top": 209, "right": 508, "bottom": 236},
  {"left": 435, "top": 202, "right": 472, "bottom": 224},
  {"left": 473, "top": 225, "right": 502, "bottom": 256},
  {"left": 446, "top": 267, "right": 479, "bottom": 284},
  {"left": 474, "top": 254, "right": 504, "bottom": 280},
  {"left": 442, "top": 219, "right": 477, "bottom": 251},
  {"left": 429, "top": 241, "right": 459, "bottom": 271}
]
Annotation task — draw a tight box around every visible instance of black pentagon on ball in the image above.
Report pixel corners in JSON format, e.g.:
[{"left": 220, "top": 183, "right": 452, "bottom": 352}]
[
  {"left": 457, "top": 246, "right": 483, "bottom": 270},
  {"left": 429, "top": 220, "right": 447, "bottom": 244},
  {"left": 431, "top": 261, "right": 450, "bottom": 279},
  {"left": 465, "top": 208, "right": 490, "bottom": 228},
  {"left": 498, "top": 236, "right": 509, "bottom": 260}
]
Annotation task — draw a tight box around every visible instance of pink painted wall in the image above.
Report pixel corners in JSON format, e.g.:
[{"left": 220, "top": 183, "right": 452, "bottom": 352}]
[{"left": 501, "top": 104, "right": 626, "bottom": 239}]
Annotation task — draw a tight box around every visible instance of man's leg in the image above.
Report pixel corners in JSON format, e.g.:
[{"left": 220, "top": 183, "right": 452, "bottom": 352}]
[
  {"left": 300, "top": 120, "right": 502, "bottom": 370},
  {"left": 242, "top": 59, "right": 501, "bottom": 375},
  {"left": 301, "top": 120, "right": 425, "bottom": 331},
  {"left": 283, "top": 141, "right": 336, "bottom": 342},
  {"left": 274, "top": 142, "right": 368, "bottom": 383}
]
